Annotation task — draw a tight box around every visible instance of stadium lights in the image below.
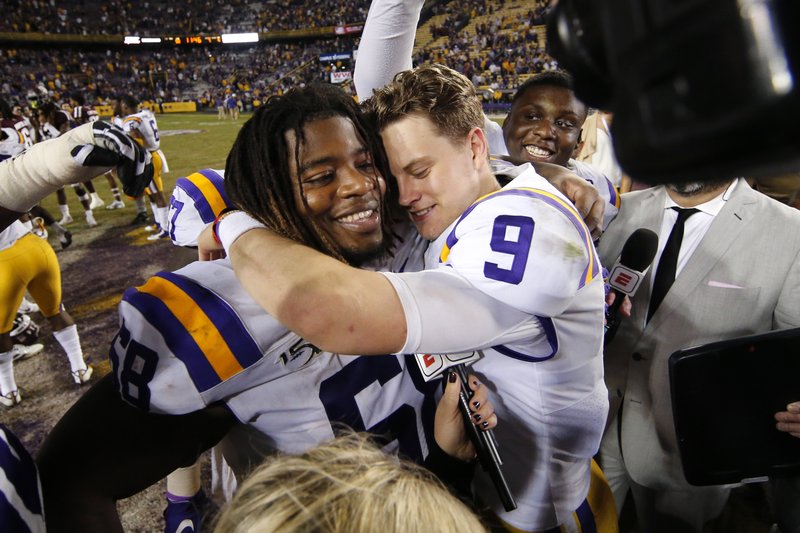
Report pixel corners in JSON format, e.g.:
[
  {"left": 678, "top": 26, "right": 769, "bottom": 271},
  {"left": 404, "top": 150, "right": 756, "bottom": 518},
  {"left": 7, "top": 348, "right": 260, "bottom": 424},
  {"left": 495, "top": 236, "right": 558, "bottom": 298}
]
[
  {"left": 221, "top": 32, "right": 259, "bottom": 44},
  {"left": 124, "top": 36, "right": 162, "bottom": 44}
]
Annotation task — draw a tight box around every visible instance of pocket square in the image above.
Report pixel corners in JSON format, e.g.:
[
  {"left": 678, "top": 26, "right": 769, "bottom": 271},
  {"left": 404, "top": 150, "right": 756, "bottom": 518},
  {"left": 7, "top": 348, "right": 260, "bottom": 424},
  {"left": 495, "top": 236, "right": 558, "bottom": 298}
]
[{"left": 707, "top": 280, "right": 745, "bottom": 289}]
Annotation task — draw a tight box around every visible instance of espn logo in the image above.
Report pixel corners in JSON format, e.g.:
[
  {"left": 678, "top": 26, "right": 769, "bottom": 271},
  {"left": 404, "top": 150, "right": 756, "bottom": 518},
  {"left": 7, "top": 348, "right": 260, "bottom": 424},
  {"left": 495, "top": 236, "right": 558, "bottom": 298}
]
[
  {"left": 608, "top": 264, "right": 644, "bottom": 295},
  {"left": 413, "top": 351, "right": 482, "bottom": 381}
]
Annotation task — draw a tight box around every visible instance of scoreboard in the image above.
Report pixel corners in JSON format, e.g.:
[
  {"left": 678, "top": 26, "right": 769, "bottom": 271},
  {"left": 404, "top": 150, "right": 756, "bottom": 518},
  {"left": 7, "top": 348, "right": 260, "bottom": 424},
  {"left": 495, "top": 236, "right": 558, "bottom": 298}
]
[{"left": 124, "top": 33, "right": 258, "bottom": 45}]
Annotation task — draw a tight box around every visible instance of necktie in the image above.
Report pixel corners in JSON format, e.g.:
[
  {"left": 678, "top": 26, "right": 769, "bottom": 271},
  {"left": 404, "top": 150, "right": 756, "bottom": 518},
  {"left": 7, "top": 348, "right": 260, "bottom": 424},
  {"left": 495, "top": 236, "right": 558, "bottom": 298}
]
[{"left": 647, "top": 207, "right": 699, "bottom": 322}]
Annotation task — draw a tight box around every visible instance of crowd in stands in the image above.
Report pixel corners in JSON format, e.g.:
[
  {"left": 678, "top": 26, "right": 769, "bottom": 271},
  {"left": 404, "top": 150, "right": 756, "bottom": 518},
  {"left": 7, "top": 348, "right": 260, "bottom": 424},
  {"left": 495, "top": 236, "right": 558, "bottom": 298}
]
[
  {"left": 0, "top": 39, "right": 357, "bottom": 111},
  {"left": 0, "top": 0, "right": 370, "bottom": 35},
  {"left": 0, "top": 0, "right": 554, "bottom": 109},
  {"left": 419, "top": 0, "right": 555, "bottom": 103}
]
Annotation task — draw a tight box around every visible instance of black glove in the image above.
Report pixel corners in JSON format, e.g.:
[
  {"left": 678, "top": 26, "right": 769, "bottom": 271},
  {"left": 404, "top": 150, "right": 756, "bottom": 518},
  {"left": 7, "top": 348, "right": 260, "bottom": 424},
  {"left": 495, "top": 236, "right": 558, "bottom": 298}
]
[{"left": 70, "top": 121, "right": 153, "bottom": 198}]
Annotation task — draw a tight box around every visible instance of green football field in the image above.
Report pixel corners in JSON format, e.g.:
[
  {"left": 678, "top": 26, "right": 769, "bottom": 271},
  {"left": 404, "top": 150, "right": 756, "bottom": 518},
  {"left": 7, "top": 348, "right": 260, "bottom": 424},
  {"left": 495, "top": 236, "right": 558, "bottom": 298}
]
[{"left": 39, "top": 112, "right": 250, "bottom": 219}]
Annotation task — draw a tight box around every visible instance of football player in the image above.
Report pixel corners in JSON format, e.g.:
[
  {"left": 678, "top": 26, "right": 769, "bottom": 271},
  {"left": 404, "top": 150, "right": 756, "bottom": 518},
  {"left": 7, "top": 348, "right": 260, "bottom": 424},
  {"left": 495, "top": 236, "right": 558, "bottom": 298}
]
[
  {"left": 166, "top": 168, "right": 229, "bottom": 248},
  {"left": 0, "top": 213, "right": 95, "bottom": 407},
  {"left": 117, "top": 95, "right": 171, "bottom": 239},
  {"left": 36, "top": 84, "right": 496, "bottom": 532},
  {"left": 0, "top": 98, "right": 34, "bottom": 152},
  {"left": 206, "top": 65, "right": 614, "bottom": 532}
]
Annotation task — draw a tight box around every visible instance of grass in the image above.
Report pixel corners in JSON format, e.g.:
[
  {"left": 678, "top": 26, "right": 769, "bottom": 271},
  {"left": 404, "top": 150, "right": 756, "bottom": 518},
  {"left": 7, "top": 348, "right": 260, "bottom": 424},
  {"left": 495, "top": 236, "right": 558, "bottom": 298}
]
[{"left": 39, "top": 112, "right": 249, "bottom": 219}]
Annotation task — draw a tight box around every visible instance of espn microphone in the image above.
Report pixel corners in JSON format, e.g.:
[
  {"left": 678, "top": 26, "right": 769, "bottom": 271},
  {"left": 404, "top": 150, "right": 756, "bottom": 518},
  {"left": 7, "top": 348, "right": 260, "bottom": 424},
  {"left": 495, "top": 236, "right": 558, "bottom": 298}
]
[
  {"left": 413, "top": 352, "right": 517, "bottom": 511},
  {"left": 605, "top": 228, "right": 658, "bottom": 345}
]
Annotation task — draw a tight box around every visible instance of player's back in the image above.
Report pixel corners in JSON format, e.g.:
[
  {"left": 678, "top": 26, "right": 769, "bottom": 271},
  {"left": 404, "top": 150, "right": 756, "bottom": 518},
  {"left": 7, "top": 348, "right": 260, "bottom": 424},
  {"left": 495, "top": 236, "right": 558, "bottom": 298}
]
[
  {"left": 123, "top": 109, "right": 160, "bottom": 151},
  {"left": 112, "top": 257, "right": 438, "bottom": 473}
]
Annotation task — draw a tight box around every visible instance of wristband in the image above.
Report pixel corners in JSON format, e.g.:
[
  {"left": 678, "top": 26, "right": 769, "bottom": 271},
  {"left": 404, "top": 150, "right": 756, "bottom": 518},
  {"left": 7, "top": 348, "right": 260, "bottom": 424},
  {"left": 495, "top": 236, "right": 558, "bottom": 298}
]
[
  {"left": 211, "top": 207, "right": 238, "bottom": 245},
  {"left": 216, "top": 211, "right": 267, "bottom": 254}
]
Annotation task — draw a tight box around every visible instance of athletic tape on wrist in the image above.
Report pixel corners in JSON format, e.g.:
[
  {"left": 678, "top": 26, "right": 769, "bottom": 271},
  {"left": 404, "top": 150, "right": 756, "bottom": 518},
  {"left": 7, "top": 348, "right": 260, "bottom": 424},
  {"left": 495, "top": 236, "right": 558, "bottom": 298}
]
[{"left": 217, "top": 211, "right": 267, "bottom": 255}]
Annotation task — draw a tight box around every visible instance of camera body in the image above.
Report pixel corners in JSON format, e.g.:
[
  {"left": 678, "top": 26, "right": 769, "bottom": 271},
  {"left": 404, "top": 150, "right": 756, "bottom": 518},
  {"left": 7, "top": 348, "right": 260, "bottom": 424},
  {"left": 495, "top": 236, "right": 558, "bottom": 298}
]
[{"left": 547, "top": 0, "right": 800, "bottom": 184}]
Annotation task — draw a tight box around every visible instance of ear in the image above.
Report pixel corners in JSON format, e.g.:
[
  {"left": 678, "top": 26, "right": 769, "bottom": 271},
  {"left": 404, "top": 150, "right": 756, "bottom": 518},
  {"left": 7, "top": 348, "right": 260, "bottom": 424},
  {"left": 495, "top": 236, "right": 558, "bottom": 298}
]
[{"left": 467, "top": 126, "right": 489, "bottom": 169}]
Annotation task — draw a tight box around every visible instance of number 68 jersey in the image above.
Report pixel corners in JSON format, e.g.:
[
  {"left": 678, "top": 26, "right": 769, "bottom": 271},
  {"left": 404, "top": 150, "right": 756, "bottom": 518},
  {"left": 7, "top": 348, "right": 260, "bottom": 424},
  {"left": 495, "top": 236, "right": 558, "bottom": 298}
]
[{"left": 110, "top": 257, "right": 437, "bottom": 460}]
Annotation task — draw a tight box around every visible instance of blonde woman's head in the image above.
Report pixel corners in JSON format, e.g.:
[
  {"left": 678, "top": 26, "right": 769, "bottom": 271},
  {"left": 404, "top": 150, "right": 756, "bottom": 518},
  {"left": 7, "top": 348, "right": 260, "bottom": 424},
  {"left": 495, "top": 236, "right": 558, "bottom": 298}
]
[{"left": 213, "top": 433, "right": 487, "bottom": 533}]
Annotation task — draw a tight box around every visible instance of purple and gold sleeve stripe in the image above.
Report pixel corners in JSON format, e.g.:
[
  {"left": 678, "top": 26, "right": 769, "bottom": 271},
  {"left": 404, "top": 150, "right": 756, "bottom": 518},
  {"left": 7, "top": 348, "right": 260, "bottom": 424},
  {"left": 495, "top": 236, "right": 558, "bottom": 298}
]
[
  {"left": 123, "top": 272, "right": 261, "bottom": 392},
  {"left": 176, "top": 170, "right": 230, "bottom": 223},
  {"left": 440, "top": 187, "right": 600, "bottom": 288}
]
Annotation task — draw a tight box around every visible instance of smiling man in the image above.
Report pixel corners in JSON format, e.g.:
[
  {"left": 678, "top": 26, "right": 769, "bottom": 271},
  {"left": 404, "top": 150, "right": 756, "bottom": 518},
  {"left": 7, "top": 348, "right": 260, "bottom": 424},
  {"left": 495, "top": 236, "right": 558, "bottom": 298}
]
[{"left": 501, "top": 71, "right": 619, "bottom": 230}]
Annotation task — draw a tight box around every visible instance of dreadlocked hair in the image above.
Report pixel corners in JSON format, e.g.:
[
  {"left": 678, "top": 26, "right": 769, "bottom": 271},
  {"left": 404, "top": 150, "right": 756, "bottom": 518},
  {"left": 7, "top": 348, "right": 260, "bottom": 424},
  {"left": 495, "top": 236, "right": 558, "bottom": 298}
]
[{"left": 224, "top": 83, "right": 394, "bottom": 265}]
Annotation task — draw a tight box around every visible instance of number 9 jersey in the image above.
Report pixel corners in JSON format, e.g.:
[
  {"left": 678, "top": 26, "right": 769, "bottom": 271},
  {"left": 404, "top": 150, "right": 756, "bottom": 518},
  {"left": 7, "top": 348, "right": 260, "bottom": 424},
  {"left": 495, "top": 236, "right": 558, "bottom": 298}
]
[{"left": 382, "top": 164, "right": 609, "bottom": 531}]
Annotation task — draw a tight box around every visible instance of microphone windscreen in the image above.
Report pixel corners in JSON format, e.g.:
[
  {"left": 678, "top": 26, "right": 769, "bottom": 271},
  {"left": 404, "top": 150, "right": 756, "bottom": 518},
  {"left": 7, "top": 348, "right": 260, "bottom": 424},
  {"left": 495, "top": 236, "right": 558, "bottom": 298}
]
[{"left": 619, "top": 228, "right": 658, "bottom": 270}]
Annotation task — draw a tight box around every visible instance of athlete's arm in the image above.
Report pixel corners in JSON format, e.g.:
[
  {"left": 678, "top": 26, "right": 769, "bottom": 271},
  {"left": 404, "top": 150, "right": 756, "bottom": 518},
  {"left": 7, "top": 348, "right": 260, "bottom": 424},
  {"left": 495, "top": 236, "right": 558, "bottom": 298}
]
[
  {"left": 495, "top": 157, "right": 606, "bottom": 238},
  {"left": 227, "top": 227, "right": 408, "bottom": 354},
  {"left": 203, "top": 220, "right": 530, "bottom": 356},
  {"left": 37, "top": 374, "right": 236, "bottom": 533},
  {"left": 353, "top": 0, "right": 423, "bottom": 101}
]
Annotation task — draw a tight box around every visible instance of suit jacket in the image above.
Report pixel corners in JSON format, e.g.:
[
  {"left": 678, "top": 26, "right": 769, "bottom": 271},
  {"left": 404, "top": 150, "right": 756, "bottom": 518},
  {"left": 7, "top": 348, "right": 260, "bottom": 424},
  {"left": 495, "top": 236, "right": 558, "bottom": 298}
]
[{"left": 597, "top": 179, "right": 800, "bottom": 490}]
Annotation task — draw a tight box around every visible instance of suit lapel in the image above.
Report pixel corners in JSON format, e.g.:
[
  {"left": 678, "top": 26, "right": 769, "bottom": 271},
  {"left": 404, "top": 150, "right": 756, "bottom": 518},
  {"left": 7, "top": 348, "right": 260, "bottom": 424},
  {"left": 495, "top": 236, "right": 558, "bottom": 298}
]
[
  {"left": 645, "top": 181, "right": 757, "bottom": 331},
  {"left": 626, "top": 188, "right": 666, "bottom": 329}
]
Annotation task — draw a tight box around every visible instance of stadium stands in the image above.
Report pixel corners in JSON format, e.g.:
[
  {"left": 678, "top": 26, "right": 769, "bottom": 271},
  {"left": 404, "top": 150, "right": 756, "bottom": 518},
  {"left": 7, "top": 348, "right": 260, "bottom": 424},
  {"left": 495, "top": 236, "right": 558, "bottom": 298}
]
[{"left": 0, "top": 0, "right": 555, "bottom": 109}]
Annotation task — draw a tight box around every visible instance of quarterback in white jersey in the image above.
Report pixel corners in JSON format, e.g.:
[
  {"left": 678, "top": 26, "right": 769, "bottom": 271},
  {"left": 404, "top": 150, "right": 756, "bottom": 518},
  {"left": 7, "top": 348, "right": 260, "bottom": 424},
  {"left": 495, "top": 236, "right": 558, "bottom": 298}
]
[{"left": 384, "top": 164, "right": 608, "bottom": 529}]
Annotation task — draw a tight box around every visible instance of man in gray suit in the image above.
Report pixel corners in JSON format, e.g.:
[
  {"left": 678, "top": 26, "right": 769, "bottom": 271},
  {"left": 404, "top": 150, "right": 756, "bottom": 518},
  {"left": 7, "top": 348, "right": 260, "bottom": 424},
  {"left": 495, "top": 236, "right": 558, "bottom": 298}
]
[{"left": 596, "top": 177, "right": 800, "bottom": 532}]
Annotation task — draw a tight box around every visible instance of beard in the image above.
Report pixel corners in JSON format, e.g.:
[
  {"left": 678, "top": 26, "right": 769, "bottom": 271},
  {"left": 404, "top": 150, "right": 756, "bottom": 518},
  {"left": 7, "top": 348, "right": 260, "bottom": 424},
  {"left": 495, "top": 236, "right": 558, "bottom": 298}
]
[{"left": 667, "top": 179, "right": 732, "bottom": 197}]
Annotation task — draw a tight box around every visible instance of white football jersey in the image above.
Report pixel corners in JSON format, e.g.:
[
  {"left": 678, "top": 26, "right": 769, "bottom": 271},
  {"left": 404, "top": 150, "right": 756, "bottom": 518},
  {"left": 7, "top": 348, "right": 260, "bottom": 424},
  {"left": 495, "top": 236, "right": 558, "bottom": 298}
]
[
  {"left": 111, "top": 247, "right": 436, "bottom": 465},
  {"left": 0, "top": 127, "right": 25, "bottom": 161},
  {"left": 167, "top": 169, "right": 228, "bottom": 247},
  {"left": 0, "top": 220, "right": 30, "bottom": 252},
  {"left": 382, "top": 165, "right": 608, "bottom": 531},
  {"left": 123, "top": 109, "right": 160, "bottom": 151},
  {"left": 567, "top": 158, "right": 619, "bottom": 231},
  {"left": 37, "top": 121, "right": 62, "bottom": 141}
]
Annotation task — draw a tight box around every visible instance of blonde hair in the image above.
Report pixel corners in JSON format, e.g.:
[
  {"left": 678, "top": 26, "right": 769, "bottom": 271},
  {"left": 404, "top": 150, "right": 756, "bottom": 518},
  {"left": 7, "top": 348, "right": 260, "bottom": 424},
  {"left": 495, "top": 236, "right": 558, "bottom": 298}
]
[
  {"left": 213, "top": 433, "right": 488, "bottom": 533},
  {"left": 364, "top": 63, "right": 484, "bottom": 145}
]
